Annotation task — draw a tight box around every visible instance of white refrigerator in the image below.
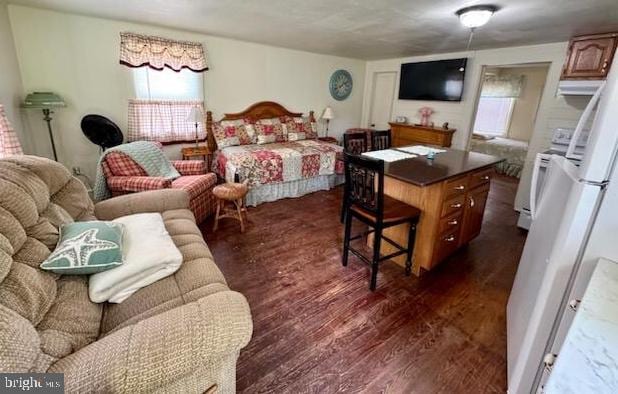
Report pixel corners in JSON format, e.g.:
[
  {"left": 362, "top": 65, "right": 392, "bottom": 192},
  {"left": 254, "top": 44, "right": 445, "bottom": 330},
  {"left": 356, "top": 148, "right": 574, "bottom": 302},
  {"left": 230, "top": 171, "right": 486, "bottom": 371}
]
[{"left": 507, "top": 54, "right": 618, "bottom": 394}]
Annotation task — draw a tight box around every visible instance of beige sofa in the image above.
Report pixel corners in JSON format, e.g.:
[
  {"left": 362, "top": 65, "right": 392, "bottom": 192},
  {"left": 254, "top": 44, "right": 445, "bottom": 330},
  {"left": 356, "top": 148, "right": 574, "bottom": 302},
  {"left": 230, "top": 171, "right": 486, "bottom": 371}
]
[{"left": 0, "top": 156, "right": 252, "bottom": 393}]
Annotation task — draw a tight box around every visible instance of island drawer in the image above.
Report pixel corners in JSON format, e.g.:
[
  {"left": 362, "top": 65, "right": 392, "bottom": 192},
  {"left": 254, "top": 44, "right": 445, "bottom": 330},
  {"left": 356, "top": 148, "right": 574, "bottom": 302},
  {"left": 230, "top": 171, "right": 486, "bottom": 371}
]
[
  {"left": 439, "top": 210, "right": 463, "bottom": 235},
  {"left": 469, "top": 168, "right": 493, "bottom": 190},
  {"left": 443, "top": 175, "right": 469, "bottom": 200},
  {"left": 434, "top": 229, "right": 460, "bottom": 263},
  {"left": 441, "top": 194, "right": 466, "bottom": 218}
]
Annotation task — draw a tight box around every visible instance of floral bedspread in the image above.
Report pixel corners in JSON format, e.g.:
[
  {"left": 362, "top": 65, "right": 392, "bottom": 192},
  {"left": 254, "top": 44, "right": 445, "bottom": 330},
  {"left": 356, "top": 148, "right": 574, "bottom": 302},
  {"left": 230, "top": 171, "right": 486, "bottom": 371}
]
[{"left": 214, "top": 140, "right": 344, "bottom": 186}]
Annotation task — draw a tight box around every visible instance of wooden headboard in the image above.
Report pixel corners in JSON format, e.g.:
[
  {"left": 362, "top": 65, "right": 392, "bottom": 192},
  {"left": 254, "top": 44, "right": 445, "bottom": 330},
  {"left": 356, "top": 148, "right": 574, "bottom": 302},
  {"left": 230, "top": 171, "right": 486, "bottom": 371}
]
[{"left": 206, "top": 101, "right": 316, "bottom": 151}]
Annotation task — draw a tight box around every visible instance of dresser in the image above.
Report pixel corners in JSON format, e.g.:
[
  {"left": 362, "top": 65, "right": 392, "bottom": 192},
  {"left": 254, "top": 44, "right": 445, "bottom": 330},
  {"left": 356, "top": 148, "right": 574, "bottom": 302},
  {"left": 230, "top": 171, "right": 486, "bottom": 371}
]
[{"left": 389, "top": 122, "right": 456, "bottom": 147}]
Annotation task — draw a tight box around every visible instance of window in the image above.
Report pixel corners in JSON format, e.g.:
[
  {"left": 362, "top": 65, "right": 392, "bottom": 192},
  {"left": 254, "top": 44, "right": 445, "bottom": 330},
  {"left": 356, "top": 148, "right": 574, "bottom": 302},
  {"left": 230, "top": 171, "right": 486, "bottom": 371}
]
[
  {"left": 473, "top": 97, "right": 515, "bottom": 136},
  {"left": 127, "top": 67, "right": 205, "bottom": 143},
  {"left": 133, "top": 67, "right": 203, "bottom": 101}
]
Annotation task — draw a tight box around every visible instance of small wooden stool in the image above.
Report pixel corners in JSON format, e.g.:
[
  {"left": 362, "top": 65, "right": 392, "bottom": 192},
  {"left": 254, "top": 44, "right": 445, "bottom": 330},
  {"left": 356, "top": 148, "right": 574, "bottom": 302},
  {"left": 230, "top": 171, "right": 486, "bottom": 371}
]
[{"left": 212, "top": 182, "right": 249, "bottom": 233}]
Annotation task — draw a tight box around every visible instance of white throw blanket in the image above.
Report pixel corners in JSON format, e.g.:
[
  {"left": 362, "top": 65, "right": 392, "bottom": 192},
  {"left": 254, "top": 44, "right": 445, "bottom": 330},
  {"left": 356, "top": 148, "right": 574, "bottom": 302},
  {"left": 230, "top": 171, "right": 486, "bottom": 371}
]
[{"left": 89, "top": 213, "right": 182, "bottom": 303}]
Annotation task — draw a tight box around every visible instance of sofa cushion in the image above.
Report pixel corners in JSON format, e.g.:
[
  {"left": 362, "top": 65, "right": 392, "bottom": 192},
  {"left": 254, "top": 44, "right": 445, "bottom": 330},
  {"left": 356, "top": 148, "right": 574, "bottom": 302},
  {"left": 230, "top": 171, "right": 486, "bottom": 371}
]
[
  {"left": 99, "top": 208, "right": 228, "bottom": 335},
  {"left": 0, "top": 156, "right": 102, "bottom": 372}
]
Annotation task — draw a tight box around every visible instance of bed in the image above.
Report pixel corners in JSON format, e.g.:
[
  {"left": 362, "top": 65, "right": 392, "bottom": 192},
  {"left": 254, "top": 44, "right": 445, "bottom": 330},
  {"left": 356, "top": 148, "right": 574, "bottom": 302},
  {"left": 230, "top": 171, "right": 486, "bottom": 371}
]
[
  {"left": 207, "top": 102, "right": 344, "bottom": 206},
  {"left": 469, "top": 136, "right": 528, "bottom": 178}
]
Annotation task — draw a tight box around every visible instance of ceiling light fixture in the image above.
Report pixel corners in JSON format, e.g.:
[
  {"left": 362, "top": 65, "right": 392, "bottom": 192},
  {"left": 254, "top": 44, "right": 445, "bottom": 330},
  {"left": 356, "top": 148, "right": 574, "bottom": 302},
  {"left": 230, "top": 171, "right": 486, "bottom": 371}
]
[{"left": 456, "top": 5, "right": 498, "bottom": 28}]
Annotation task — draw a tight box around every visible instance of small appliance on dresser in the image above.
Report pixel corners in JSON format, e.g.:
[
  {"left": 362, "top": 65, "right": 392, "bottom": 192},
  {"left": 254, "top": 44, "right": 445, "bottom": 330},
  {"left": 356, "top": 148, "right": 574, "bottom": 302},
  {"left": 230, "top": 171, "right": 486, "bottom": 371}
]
[{"left": 507, "top": 54, "right": 618, "bottom": 393}]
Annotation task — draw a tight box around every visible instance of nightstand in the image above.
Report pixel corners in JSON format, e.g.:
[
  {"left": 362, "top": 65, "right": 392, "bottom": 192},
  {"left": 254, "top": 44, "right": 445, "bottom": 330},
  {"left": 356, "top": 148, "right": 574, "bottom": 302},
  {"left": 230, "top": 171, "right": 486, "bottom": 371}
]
[
  {"left": 181, "top": 145, "right": 212, "bottom": 168},
  {"left": 318, "top": 136, "right": 339, "bottom": 145}
]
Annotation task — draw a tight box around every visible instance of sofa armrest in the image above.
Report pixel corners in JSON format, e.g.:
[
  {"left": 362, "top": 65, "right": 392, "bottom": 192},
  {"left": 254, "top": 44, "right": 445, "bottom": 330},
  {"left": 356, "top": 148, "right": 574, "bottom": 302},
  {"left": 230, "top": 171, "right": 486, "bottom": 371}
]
[
  {"left": 107, "top": 176, "right": 172, "bottom": 194},
  {"left": 48, "top": 291, "right": 253, "bottom": 393},
  {"left": 172, "top": 160, "right": 207, "bottom": 176},
  {"left": 95, "top": 189, "right": 190, "bottom": 220}
]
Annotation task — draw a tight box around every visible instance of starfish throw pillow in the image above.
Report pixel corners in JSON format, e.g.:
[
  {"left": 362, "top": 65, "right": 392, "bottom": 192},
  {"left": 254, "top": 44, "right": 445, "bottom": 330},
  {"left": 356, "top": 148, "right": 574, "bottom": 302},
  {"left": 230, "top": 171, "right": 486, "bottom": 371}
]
[{"left": 40, "top": 221, "right": 124, "bottom": 274}]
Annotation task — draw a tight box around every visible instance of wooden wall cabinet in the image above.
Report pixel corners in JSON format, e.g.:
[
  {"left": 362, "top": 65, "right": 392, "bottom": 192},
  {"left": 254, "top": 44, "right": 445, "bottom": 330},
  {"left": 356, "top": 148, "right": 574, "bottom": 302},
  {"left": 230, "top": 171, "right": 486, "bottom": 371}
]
[
  {"left": 561, "top": 32, "right": 618, "bottom": 80},
  {"left": 389, "top": 122, "right": 455, "bottom": 147}
]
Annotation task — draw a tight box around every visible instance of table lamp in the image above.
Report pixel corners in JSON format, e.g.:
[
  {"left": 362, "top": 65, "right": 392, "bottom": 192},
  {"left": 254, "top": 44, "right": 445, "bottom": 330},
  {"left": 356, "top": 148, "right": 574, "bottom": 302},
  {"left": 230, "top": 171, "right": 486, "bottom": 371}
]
[
  {"left": 186, "top": 105, "right": 204, "bottom": 147},
  {"left": 321, "top": 106, "right": 335, "bottom": 137},
  {"left": 21, "top": 92, "right": 66, "bottom": 161}
]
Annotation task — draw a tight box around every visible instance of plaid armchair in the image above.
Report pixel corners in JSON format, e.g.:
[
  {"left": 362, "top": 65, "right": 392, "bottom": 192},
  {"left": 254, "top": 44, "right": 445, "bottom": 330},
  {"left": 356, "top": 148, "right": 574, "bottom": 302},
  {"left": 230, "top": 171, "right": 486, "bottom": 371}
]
[{"left": 100, "top": 146, "right": 217, "bottom": 223}]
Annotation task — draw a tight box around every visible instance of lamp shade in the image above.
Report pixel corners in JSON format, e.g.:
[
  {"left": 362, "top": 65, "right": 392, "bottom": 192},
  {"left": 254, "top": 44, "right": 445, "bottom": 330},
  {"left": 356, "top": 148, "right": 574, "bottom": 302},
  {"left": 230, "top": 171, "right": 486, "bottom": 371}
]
[
  {"left": 22, "top": 92, "right": 66, "bottom": 109},
  {"left": 186, "top": 105, "right": 204, "bottom": 123},
  {"left": 321, "top": 106, "right": 335, "bottom": 120}
]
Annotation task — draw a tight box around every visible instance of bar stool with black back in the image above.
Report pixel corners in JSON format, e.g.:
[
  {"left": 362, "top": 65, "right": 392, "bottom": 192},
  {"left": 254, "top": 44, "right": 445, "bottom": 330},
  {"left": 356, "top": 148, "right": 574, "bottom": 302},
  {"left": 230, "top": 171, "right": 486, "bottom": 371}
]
[
  {"left": 343, "top": 132, "right": 368, "bottom": 155},
  {"left": 342, "top": 152, "right": 421, "bottom": 290},
  {"left": 371, "top": 129, "right": 392, "bottom": 151},
  {"left": 341, "top": 133, "right": 369, "bottom": 223}
]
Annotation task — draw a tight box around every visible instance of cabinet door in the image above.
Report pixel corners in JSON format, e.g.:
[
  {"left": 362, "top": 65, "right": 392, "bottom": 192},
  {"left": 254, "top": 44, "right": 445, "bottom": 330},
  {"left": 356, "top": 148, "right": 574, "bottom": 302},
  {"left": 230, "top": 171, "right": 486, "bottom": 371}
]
[
  {"left": 562, "top": 34, "right": 617, "bottom": 79},
  {"left": 460, "top": 184, "right": 490, "bottom": 245}
]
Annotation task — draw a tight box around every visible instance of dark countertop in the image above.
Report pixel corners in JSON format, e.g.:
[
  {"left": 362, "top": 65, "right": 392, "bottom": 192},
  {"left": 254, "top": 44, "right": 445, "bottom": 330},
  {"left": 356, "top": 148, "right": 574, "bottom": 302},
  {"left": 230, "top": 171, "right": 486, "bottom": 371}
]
[{"left": 384, "top": 148, "right": 504, "bottom": 187}]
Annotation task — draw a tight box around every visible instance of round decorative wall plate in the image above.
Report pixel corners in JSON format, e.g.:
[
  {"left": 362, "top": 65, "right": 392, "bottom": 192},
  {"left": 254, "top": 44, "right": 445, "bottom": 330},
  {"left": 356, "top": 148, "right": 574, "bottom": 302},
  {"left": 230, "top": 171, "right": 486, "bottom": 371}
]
[{"left": 329, "top": 69, "right": 353, "bottom": 101}]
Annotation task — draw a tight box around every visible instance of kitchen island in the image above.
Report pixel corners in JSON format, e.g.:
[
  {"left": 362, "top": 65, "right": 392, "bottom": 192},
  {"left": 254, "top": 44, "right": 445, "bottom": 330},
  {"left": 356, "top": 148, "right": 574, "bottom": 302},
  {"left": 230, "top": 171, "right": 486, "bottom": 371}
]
[{"left": 368, "top": 148, "right": 503, "bottom": 276}]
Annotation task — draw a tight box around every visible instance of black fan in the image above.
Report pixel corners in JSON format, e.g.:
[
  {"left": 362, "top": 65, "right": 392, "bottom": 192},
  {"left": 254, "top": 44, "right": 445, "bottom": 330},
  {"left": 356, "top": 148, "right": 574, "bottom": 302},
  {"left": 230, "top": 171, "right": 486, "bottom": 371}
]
[{"left": 80, "top": 114, "right": 123, "bottom": 151}]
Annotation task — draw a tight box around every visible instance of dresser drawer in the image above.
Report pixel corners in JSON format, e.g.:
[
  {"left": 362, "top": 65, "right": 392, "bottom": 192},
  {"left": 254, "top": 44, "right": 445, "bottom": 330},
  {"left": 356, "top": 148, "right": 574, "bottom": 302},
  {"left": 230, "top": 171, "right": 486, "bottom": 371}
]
[
  {"left": 443, "top": 175, "right": 469, "bottom": 200},
  {"left": 439, "top": 210, "right": 463, "bottom": 235},
  {"left": 469, "top": 168, "right": 493, "bottom": 190},
  {"left": 441, "top": 194, "right": 465, "bottom": 218}
]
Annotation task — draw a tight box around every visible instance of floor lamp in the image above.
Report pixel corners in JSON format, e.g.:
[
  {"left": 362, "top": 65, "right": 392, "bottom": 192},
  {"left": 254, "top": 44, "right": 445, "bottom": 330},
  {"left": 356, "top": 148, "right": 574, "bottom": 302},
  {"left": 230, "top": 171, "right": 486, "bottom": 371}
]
[{"left": 22, "top": 92, "right": 66, "bottom": 161}]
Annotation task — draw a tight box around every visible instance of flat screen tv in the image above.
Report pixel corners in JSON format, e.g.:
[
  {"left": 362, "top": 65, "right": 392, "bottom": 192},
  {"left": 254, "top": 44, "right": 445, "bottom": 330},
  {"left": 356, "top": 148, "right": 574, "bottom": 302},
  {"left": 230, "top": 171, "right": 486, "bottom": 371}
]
[{"left": 398, "top": 58, "right": 467, "bottom": 101}]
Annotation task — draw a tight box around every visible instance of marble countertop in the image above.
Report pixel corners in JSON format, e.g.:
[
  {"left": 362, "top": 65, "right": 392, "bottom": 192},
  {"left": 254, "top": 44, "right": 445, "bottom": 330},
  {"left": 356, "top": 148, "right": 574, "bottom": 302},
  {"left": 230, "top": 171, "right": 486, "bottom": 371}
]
[{"left": 545, "top": 258, "right": 618, "bottom": 394}]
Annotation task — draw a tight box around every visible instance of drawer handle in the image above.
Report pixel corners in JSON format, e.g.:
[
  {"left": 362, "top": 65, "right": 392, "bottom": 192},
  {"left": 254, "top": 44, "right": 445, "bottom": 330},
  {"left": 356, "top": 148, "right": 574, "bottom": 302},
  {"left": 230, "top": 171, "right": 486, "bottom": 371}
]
[
  {"left": 445, "top": 235, "right": 456, "bottom": 242},
  {"left": 480, "top": 175, "right": 490, "bottom": 181},
  {"left": 470, "top": 197, "right": 475, "bottom": 208},
  {"left": 450, "top": 203, "right": 462, "bottom": 208},
  {"left": 448, "top": 219, "right": 458, "bottom": 225},
  {"left": 454, "top": 185, "right": 465, "bottom": 191}
]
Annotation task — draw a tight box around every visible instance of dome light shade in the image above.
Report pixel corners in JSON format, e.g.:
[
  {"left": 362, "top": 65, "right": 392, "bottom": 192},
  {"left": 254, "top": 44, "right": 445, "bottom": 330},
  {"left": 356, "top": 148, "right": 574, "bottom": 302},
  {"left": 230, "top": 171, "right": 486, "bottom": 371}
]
[{"left": 456, "top": 5, "right": 498, "bottom": 28}]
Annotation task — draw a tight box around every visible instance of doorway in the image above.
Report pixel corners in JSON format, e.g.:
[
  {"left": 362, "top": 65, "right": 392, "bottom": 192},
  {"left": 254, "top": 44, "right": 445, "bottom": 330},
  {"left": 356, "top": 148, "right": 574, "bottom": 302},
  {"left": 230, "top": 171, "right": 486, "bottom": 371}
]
[
  {"left": 368, "top": 71, "right": 397, "bottom": 129},
  {"left": 468, "top": 63, "right": 550, "bottom": 185}
]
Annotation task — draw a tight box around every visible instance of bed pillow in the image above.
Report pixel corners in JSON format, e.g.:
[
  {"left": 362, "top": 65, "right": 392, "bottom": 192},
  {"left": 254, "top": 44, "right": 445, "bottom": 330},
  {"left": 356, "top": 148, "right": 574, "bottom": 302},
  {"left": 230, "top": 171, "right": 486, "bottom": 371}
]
[
  {"left": 302, "top": 117, "right": 318, "bottom": 139},
  {"left": 256, "top": 118, "right": 286, "bottom": 142},
  {"left": 40, "top": 221, "right": 124, "bottom": 275},
  {"left": 281, "top": 116, "right": 307, "bottom": 141},
  {"left": 472, "top": 133, "right": 495, "bottom": 141},
  {"left": 213, "top": 121, "right": 240, "bottom": 148}
]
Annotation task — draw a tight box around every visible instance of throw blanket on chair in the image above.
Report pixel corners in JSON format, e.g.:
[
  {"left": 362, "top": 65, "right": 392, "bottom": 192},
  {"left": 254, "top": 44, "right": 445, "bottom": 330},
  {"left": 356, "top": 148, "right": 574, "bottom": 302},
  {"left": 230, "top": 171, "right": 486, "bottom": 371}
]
[{"left": 93, "top": 141, "right": 181, "bottom": 201}]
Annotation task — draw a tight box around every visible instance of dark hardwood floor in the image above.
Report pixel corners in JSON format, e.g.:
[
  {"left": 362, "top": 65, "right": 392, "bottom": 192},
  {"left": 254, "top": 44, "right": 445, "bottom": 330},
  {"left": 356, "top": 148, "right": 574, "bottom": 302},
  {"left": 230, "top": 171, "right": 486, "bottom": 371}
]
[{"left": 201, "top": 174, "right": 526, "bottom": 393}]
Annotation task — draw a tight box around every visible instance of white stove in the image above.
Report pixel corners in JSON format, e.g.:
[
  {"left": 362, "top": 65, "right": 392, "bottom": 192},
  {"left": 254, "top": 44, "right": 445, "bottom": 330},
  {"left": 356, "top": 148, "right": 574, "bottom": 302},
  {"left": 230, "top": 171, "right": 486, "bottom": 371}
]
[{"left": 517, "top": 127, "right": 585, "bottom": 230}]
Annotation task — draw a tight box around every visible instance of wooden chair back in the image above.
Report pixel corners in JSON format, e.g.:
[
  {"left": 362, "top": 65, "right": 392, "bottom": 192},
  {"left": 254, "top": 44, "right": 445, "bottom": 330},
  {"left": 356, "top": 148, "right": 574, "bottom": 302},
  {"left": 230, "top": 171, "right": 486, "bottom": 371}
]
[
  {"left": 343, "top": 152, "right": 384, "bottom": 219},
  {"left": 371, "top": 129, "right": 392, "bottom": 151},
  {"left": 344, "top": 133, "right": 368, "bottom": 155}
]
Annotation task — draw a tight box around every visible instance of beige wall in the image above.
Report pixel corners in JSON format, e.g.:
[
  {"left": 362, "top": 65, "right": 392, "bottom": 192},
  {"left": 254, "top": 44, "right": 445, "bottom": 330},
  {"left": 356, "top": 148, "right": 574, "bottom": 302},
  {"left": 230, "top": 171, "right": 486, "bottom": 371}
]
[
  {"left": 500, "top": 66, "right": 549, "bottom": 142},
  {"left": 0, "top": 1, "right": 27, "bottom": 152},
  {"left": 360, "top": 43, "right": 591, "bottom": 210},
  {"left": 8, "top": 5, "right": 366, "bottom": 178}
]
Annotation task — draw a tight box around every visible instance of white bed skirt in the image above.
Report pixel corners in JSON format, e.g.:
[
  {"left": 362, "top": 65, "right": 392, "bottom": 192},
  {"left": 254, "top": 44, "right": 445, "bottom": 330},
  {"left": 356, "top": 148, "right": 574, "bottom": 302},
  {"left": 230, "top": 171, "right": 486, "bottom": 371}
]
[{"left": 246, "top": 174, "right": 344, "bottom": 207}]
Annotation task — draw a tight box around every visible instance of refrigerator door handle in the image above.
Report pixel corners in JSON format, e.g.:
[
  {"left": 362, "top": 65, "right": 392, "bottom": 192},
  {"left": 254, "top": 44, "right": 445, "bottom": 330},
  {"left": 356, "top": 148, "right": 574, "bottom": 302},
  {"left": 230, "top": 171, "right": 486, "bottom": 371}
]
[
  {"left": 566, "top": 81, "right": 605, "bottom": 160},
  {"left": 530, "top": 154, "right": 543, "bottom": 220}
]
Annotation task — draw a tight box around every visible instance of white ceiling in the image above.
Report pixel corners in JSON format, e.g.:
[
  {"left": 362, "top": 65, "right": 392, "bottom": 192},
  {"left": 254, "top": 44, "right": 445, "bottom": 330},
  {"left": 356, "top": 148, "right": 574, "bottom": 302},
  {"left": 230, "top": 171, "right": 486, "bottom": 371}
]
[{"left": 9, "top": 0, "right": 618, "bottom": 60}]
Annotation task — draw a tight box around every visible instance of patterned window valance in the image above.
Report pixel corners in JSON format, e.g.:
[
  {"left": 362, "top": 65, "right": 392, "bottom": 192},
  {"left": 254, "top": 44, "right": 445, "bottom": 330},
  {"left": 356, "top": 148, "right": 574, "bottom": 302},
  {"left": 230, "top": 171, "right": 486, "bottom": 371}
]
[
  {"left": 120, "top": 32, "right": 208, "bottom": 72},
  {"left": 481, "top": 75, "right": 525, "bottom": 98}
]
